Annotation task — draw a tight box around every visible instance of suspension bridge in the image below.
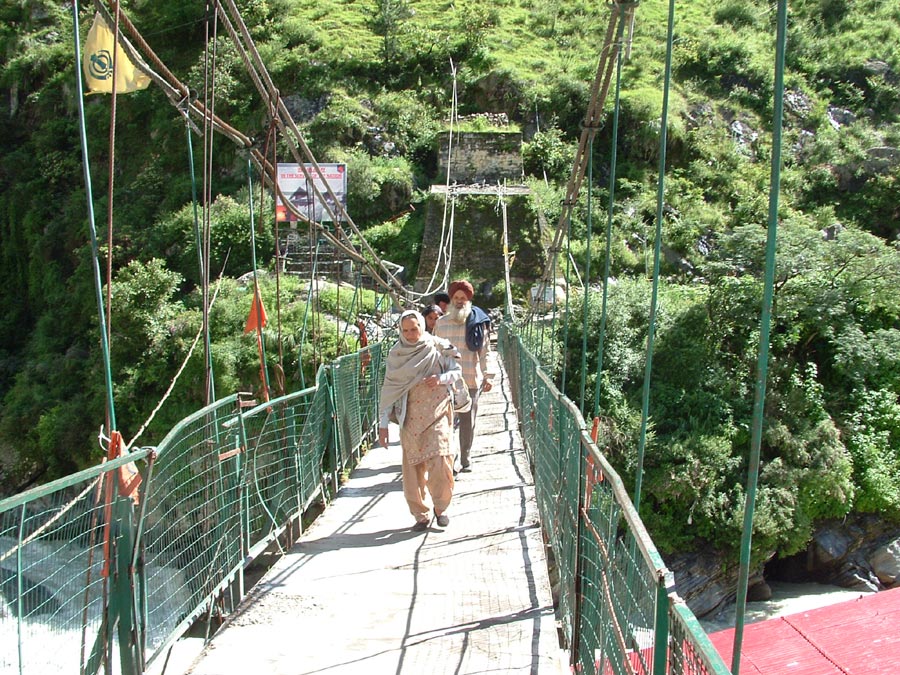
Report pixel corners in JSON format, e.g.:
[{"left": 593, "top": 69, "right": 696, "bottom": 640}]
[
  {"left": 3, "top": 0, "right": 898, "bottom": 673},
  {"left": 0, "top": 0, "right": 762, "bottom": 673},
  {"left": 0, "top": 330, "right": 730, "bottom": 675}
]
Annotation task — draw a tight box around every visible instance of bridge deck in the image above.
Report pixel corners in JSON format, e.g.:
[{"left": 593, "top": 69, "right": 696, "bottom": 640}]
[{"left": 182, "top": 351, "right": 567, "bottom": 674}]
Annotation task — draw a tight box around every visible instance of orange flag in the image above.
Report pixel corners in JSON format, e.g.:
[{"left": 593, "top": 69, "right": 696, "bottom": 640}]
[{"left": 244, "top": 288, "right": 268, "bottom": 334}]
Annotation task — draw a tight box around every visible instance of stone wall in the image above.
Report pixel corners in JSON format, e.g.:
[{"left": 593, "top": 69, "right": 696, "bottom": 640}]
[
  {"left": 415, "top": 194, "right": 544, "bottom": 307},
  {"left": 436, "top": 132, "right": 524, "bottom": 184}
]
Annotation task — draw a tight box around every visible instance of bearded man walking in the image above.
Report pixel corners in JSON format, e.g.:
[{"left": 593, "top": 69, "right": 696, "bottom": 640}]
[{"left": 434, "top": 280, "right": 494, "bottom": 472}]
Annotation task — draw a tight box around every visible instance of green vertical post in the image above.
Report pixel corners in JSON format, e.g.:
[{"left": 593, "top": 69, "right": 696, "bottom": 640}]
[
  {"left": 112, "top": 497, "right": 139, "bottom": 675},
  {"left": 593, "top": 8, "right": 628, "bottom": 418},
  {"left": 560, "top": 216, "right": 573, "bottom": 395},
  {"left": 72, "top": 0, "right": 117, "bottom": 433},
  {"left": 579, "top": 140, "right": 593, "bottom": 413},
  {"left": 652, "top": 577, "right": 669, "bottom": 675},
  {"left": 635, "top": 0, "right": 676, "bottom": 512},
  {"left": 187, "top": 125, "right": 216, "bottom": 403},
  {"left": 732, "top": 1, "right": 788, "bottom": 673},
  {"left": 16, "top": 504, "right": 25, "bottom": 675}
]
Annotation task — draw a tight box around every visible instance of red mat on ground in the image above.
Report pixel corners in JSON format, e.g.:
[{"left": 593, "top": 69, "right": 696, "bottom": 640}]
[{"left": 708, "top": 586, "right": 900, "bottom": 675}]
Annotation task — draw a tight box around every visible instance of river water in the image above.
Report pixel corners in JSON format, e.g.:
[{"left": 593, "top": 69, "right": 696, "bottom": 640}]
[{"left": 699, "top": 580, "right": 868, "bottom": 634}]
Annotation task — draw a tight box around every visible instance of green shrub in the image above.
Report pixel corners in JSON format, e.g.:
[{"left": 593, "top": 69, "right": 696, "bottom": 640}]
[
  {"left": 522, "top": 127, "right": 575, "bottom": 181},
  {"left": 844, "top": 389, "right": 900, "bottom": 515}
]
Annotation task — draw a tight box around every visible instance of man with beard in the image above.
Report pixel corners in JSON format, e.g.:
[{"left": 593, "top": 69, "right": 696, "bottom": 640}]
[{"left": 434, "top": 280, "right": 494, "bottom": 472}]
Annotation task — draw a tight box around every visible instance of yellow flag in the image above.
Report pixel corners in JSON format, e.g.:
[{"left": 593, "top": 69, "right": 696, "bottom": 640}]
[{"left": 82, "top": 13, "right": 151, "bottom": 95}]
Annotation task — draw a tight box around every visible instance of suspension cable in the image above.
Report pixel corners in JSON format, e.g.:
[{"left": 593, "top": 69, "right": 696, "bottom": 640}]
[
  {"left": 74, "top": 0, "right": 117, "bottom": 432},
  {"left": 593, "top": 7, "right": 628, "bottom": 419},
  {"left": 579, "top": 137, "right": 594, "bottom": 413},
  {"left": 732, "top": 1, "right": 789, "bottom": 671},
  {"left": 634, "top": 0, "right": 672, "bottom": 512},
  {"left": 527, "top": 2, "right": 636, "bottom": 329},
  {"left": 104, "top": 2, "right": 122, "bottom": 409},
  {"left": 417, "top": 59, "right": 460, "bottom": 298}
]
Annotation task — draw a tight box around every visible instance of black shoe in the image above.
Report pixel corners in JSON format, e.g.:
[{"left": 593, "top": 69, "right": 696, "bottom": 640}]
[
  {"left": 460, "top": 464, "right": 472, "bottom": 473},
  {"left": 436, "top": 514, "right": 449, "bottom": 527},
  {"left": 412, "top": 520, "right": 429, "bottom": 532}
]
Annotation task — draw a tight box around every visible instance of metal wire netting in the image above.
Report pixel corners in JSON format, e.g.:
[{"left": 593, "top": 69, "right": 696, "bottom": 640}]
[
  {"left": 331, "top": 343, "right": 384, "bottom": 468},
  {"left": 0, "top": 343, "right": 386, "bottom": 675},
  {"left": 497, "top": 324, "right": 731, "bottom": 675},
  {"left": 579, "top": 492, "right": 660, "bottom": 675},
  {"left": 669, "top": 601, "right": 732, "bottom": 675},
  {"left": 241, "top": 388, "right": 321, "bottom": 550},
  {"left": 139, "top": 395, "right": 245, "bottom": 660},
  {"left": 0, "top": 451, "right": 151, "bottom": 675}
]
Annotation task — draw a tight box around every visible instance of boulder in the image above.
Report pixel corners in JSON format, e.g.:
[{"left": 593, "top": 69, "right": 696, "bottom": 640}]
[{"left": 869, "top": 538, "right": 900, "bottom": 586}]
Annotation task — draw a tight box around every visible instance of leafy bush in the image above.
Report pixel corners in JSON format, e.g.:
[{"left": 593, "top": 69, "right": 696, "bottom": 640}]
[
  {"left": 844, "top": 389, "right": 900, "bottom": 515},
  {"left": 522, "top": 126, "right": 575, "bottom": 181},
  {"left": 360, "top": 212, "right": 424, "bottom": 277},
  {"left": 151, "top": 191, "right": 275, "bottom": 288},
  {"left": 332, "top": 147, "right": 416, "bottom": 224}
]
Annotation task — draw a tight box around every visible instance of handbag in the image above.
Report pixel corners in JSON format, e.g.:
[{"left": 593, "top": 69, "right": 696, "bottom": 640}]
[{"left": 450, "top": 380, "right": 472, "bottom": 414}]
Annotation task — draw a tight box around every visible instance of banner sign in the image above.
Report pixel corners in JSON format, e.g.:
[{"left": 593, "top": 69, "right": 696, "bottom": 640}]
[{"left": 275, "top": 163, "right": 347, "bottom": 223}]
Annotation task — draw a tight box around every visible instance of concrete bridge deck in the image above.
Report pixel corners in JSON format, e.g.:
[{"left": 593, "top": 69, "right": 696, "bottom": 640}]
[{"left": 178, "top": 351, "right": 567, "bottom": 674}]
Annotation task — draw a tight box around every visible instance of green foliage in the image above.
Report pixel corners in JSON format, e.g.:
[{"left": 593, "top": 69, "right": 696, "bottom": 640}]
[
  {"left": 315, "top": 280, "right": 380, "bottom": 324},
  {"left": 555, "top": 219, "right": 899, "bottom": 557},
  {"left": 305, "top": 89, "right": 374, "bottom": 149},
  {"left": 844, "top": 389, "right": 900, "bottom": 515},
  {"left": 359, "top": 212, "right": 424, "bottom": 277},
  {"left": 522, "top": 127, "right": 575, "bottom": 181},
  {"left": 152, "top": 192, "right": 275, "bottom": 287},
  {"left": 712, "top": 1, "right": 762, "bottom": 30},
  {"left": 674, "top": 29, "right": 774, "bottom": 111},
  {"left": 331, "top": 147, "right": 416, "bottom": 224},
  {"left": 370, "top": 90, "right": 442, "bottom": 161},
  {"left": 366, "top": 0, "right": 413, "bottom": 65},
  {"left": 2, "top": 0, "right": 900, "bottom": 574}
]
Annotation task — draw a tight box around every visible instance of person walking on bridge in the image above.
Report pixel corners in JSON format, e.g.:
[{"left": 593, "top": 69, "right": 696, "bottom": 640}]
[
  {"left": 422, "top": 304, "right": 443, "bottom": 333},
  {"left": 379, "top": 310, "right": 462, "bottom": 530},
  {"left": 433, "top": 280, "right": 494, "bottom": 473}
]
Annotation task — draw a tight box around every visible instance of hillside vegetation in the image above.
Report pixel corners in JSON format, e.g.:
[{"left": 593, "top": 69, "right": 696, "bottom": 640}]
[{"left": 1, "top": 0, "right": 899, "bottom": 567}]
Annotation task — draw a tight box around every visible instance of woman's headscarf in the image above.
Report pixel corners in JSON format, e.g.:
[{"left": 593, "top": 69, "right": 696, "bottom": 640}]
[{"left": 379, "top": 310, "right": 455, "bottom": 414}]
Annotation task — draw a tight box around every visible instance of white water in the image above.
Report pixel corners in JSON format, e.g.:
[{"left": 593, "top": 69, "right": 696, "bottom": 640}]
[{"left": 1, "top": 536, "right": 191, "bottom": 675}]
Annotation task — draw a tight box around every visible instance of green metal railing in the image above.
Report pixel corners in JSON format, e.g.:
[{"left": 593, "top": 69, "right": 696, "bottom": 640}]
[
  {"left": 0, "top": 451, "right": 149, "bottom": 675},
  {"left": 499, "top": 325, "right": 731, "bottom": 675},
  {"left": 0, "top": 343, "right": 385, "bottom": 675}
]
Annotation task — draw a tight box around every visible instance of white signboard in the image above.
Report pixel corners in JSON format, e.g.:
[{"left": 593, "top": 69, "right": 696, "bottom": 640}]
[{"left": 275, "top": 163, "right": 347, "bottom": 223}]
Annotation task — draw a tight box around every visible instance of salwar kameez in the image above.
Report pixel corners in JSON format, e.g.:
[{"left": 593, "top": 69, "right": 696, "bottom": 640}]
[{"left": 399, "top": 380, "right": 455, "bottom": 521}]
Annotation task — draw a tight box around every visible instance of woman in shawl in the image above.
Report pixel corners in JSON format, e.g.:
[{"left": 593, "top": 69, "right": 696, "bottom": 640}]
[{"left": 378, "top": 310, "right": 462, "bottom": 531}]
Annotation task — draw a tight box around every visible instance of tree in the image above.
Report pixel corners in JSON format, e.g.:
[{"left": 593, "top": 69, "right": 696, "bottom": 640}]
[{"left": 366, "top": 0, "right": 413, "bottom": 65}]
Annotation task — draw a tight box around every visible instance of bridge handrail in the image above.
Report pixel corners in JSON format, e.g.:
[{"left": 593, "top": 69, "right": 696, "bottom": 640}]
[{"left": 497, "top": 323, "right": 731, "bottom": 675}]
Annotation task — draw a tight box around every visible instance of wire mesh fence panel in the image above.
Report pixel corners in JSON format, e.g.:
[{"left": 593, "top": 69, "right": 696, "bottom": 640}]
[
  {"left": 240, "top": 389, "right": 315, "bottom": 549},
  {"left": 358, "top": 342, "right": 386, "bottom": 436},
  {"left": 497, "top": 326, "right": 522, "bottom": 413},
  {"left": 0, "top": 451, "right": 150, "bottom": 675},
  {"left": 578, "top": 507, "right": 659, "bottom": 674},
  {"left": 331, "top": 352, "right": 364, "bottom": 468},
  {"left": 499, "top": 324, "right": 732, "bottom": 675},
  {"left": 668, "top": 601, "right": 732, "bottom": 675},
  {"left": 139, "top": 396, "right": 244, "bottom": 663},
  {"left": 300, "top": 368, "right": 335, "bottom": 507}
]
